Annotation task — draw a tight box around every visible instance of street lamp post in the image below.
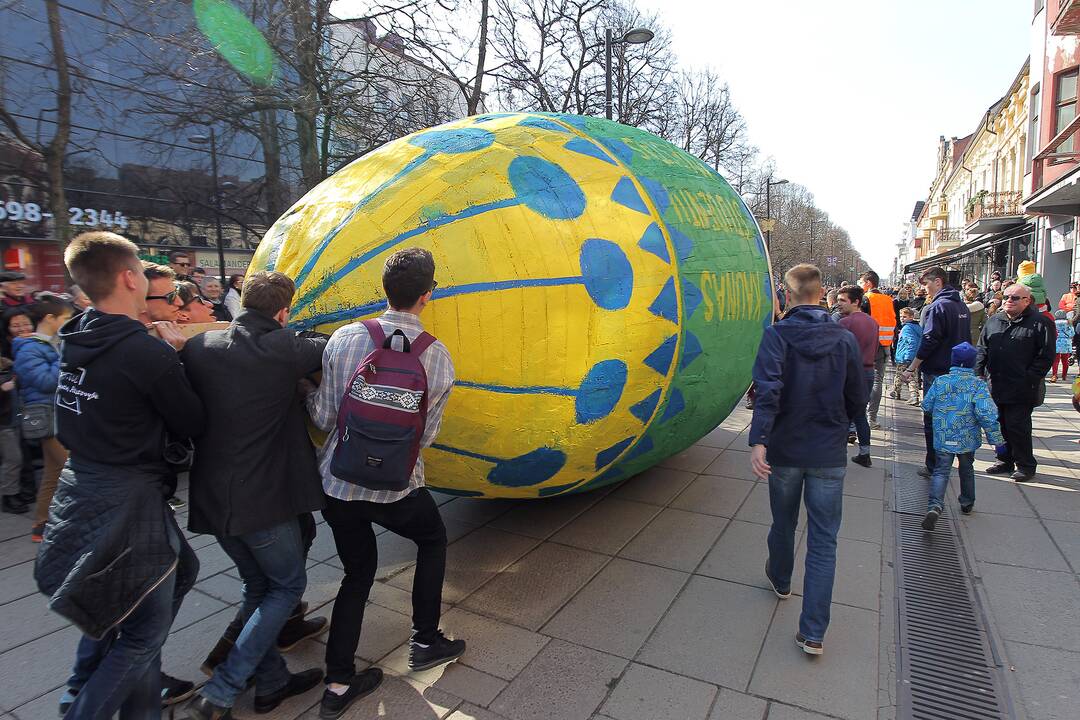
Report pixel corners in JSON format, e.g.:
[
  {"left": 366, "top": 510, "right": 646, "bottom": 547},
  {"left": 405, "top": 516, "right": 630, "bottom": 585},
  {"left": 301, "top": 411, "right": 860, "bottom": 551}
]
[
  {"left": 189, "top": 129, "right": 228, "bottom": 286},
  {"left": 764, "top": 176, "right": 789, "bottom": 251},
  {"left": 605, "top": 27, "right": 655, "bottom": 121}
]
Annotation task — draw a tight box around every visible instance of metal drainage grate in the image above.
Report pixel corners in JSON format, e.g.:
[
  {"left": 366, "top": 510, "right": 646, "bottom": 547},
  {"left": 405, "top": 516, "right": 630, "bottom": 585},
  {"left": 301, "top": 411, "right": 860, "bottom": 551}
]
[{"left": 892, "top": 477, "right": 1012, "bottom": 720}]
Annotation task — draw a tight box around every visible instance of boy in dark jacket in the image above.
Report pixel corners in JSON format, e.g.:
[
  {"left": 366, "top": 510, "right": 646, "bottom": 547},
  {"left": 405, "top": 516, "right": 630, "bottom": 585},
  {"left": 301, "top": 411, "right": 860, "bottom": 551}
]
[
  {"left": 180, "top": 272, "right": 327, "bottom": 718},
  {"left": 750, "top": 264, "right": 865, "bottom": 656},
  {"left": 35, "top": 231, "right": 203, "bottom": 719},
  {"left": 900, "top": 267, "right": 971, "bottom": 476}
]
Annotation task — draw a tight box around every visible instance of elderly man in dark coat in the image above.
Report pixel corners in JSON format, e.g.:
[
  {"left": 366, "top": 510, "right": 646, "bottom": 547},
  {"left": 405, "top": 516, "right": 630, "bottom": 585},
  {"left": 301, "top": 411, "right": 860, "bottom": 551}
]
[
  {"left": 976, "top": 283, "right": 1056, "bottom": 482},
  {"left": 180, "top": 271, "right": 328, "bottom": 719}
]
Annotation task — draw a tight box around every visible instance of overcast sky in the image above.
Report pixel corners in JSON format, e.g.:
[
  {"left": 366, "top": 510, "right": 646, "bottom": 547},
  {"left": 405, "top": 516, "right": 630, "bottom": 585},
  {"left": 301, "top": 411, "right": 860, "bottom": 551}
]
[{"left": 634, "top": 0, "right": 1033, "bottom": 274}]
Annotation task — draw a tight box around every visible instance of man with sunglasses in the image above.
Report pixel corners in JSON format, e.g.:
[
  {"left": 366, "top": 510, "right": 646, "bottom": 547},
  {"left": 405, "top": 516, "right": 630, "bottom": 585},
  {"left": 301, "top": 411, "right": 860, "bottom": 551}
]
[
  {"left": 169, "top": 250, "right": 193, "bottom": 282},
  {"left": 976, "top": 284, "right": 1056, "bottom": 482}
]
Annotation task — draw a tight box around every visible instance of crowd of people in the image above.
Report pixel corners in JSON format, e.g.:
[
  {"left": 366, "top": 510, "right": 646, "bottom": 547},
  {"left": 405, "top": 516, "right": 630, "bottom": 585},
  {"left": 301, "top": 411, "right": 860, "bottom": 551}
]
[
  {"left": 751, "top": 261, "right": 1070, "bottom": 656},
  {"left": 23, "top": 233, "right": 463, "bottom": 719},
  {"left": 10, "top": 229, "right": 1079, "bottom": 716}
]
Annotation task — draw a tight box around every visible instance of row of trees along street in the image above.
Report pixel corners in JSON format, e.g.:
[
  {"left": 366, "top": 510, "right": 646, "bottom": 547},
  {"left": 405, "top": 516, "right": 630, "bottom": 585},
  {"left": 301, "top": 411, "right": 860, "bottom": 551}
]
[{"left": 0, "top": 0, "right": 867, "bottom": 281}]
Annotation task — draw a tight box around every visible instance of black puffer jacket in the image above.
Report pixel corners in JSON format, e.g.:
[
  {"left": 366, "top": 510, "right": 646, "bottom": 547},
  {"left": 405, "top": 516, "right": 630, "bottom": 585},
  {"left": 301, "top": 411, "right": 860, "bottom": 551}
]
[
  {"left": 34, "top": 459, "right": 198, "bottom": 639},
  {"left": 975, "top": 304, "right": 1056, "bottom": 407}
]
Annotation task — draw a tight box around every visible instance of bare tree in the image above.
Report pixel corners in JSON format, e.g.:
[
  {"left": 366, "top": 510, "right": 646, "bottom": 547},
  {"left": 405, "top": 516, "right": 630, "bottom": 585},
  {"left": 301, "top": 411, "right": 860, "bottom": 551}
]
[{"left": 0, "top": 0, "right": 73, "bottom": 253}]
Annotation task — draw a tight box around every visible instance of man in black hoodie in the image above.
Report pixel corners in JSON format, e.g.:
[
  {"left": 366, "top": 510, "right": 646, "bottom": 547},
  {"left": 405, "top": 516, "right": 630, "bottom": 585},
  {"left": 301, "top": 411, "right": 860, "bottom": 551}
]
[
  {"left": 750, "top": 264, "right": 865, "bottom": 656},
  {"left": 901, "top": 267, "right": 971, "bottom": 475},
  {"left": 35, "top": 231, "right": 204, "bottom": 718}
]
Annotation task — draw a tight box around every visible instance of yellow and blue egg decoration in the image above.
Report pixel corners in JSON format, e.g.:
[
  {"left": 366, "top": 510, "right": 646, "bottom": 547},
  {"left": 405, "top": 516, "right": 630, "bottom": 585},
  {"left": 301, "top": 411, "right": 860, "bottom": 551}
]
[{"left": 252, "top": 113, "right": 772, "bottom": 498}]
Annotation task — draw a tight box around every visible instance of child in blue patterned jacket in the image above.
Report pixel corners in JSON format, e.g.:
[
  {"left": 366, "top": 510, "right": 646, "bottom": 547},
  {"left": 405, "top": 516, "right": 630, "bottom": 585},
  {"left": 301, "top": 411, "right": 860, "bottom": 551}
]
[
  {"left": 890, "top": 307, "right": 922, "bottom": 404},
  {"left": 920, "top": 341, "right": 1005, "bottom": 530}
]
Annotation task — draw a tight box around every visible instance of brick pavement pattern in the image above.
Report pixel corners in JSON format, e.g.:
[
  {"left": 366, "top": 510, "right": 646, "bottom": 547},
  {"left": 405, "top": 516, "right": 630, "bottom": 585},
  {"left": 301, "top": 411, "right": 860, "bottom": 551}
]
[{"left": 0, "top": 382, "right": 1076, "bottom": 720}]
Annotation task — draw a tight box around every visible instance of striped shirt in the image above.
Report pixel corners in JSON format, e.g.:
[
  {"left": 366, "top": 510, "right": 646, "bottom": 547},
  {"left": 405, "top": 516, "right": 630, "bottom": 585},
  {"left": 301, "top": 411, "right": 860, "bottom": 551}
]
[{"left": 307, "top": 310, "right": 455, "bottom": 503}]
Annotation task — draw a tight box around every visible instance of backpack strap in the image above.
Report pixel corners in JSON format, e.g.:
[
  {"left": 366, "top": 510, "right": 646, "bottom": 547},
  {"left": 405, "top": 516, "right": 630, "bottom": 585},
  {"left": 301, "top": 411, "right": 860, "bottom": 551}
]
[
  {"left": 361, "top": 319, "right": 386, "bottom": 347},
  {"left": 409, "top": 332, "right": 436, "bottom": 356}
]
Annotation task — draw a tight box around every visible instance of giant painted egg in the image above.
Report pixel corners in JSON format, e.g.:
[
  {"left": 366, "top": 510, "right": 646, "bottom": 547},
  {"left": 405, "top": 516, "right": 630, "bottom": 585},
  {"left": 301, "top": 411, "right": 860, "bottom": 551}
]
[{"left": 252, "top": 113, "right": 772, "bottom": 498}]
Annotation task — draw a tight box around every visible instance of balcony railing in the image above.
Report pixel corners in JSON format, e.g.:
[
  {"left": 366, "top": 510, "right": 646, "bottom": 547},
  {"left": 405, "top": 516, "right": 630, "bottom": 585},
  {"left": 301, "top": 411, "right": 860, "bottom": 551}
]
[
  {"left": 934, "top": 229, "right": 963, "bottom": 248},
  {"left": 965, "top": 191, "right": 1022, "bottom": 224}
]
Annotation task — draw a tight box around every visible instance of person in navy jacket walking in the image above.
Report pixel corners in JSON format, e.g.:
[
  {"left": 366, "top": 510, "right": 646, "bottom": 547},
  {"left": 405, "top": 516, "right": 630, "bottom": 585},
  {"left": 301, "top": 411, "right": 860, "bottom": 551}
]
[{"left": 749, "top": 264, "right": 865, "bottom": 656}]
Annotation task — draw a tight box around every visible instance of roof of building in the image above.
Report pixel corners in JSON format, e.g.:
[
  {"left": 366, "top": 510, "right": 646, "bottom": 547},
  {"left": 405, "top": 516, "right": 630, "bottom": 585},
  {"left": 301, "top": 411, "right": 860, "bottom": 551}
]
[{"left": 911, "top": 201, "right": 926, "bottom": 221}]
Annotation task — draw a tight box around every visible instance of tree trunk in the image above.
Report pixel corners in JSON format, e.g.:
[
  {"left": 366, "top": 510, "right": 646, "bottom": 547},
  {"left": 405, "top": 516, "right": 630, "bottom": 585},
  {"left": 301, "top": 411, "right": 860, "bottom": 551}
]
[
  {"left": 288, "top": 0, "right": 323, "bottom": 189},
  {"left": 468, "top": 0, "right": 490, "bottom": 115},
  {"left": 45, "top": 0, "right": 72, "bottom": 257},
  {"left": 259, "top": 107, "right": 285, "bottom": 222}
]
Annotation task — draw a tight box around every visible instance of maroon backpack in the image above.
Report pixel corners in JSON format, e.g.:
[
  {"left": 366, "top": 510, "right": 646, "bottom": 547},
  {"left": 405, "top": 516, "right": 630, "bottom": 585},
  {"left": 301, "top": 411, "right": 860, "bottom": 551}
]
[{"left": 330, "top": 319, "right": 435, "bottom": 491}]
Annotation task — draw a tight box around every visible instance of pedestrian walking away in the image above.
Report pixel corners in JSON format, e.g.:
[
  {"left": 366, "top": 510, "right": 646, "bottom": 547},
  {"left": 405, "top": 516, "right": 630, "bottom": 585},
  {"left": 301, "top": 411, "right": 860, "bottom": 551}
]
[
  {"left": 749, "top": 264, "right": 865, "bottom": 657},
  {"left": 920, "top": 342, "right": 1005, "bottom": 529},
  {"left": 34, "top": 231, "right": 204, "bottom": 719},
  {"left": 180, "top": 271, "right": 329, "bottom": 719},
  {"left": 900, "top": 267, "right": 971, "bottom": 478},
  {"left": 307, "top": 247, "right": 463, "bottom": 719},
  {"left": 858, "top": 270, "right": 894, "bottom": 429},
  {"left": 976, "top": 284, "right": 1056, "bottom": 482}
]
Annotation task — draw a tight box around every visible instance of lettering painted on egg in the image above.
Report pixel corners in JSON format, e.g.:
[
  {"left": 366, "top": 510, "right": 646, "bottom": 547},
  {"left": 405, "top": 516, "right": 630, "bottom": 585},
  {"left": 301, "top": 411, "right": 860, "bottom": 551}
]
[
  {"left": 700, "top": 271, "right": 766, "bottom": 322},
  {"left": 668, "top": 189, "right": 755, "bottom": 240}
]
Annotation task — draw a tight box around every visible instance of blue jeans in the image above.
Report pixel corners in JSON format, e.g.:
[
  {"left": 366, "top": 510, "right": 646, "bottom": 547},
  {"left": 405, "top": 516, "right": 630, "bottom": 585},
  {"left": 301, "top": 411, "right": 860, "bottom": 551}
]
[
  {"left": 202, "top": 518, "right": 306, "bottom": 707},
  {"left": 852, "top": 369, "right": 874, "bottom": 453},
  {"left": 929, "top": 451, "right": 975, "bottom": 511},
  {"left": 766, "top": 466, "right": 845, "bottom": 643},
  {"left": 64, "top": 571, "right": 176, "bottom": 719}
]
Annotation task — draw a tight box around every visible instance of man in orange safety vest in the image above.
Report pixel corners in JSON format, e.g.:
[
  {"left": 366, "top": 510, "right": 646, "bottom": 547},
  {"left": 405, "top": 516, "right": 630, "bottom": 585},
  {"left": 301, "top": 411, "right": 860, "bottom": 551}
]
[{"left": 859, "top": 270, "right": 896, "bottom": 429}]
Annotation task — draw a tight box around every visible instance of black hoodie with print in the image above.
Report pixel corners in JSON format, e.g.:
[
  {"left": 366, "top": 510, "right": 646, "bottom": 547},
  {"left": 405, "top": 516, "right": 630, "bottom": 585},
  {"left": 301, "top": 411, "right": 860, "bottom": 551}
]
[{"left": 56, "top": 309, "right": 203, "bottom": 466}]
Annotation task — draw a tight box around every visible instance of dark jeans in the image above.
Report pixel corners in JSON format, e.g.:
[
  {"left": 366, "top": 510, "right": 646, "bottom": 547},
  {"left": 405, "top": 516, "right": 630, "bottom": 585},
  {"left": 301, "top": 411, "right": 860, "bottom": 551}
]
[
  {"left": 217, "top": 513, "right": 317, "bottom": 646},
  {"left": 996, "top": 403, "right": 1036, "bottom": 473},
  {"left": 65, "top": 521, "right": 198, "bottom": 719},
  {"left": 921, "top": 372, "right": 942, "bottom": 471},
  {"left": 929, "top": 451, "right": 975, "bottom": 511},
  {"left": 852, "top": 369, "right": 874, "bottom": 452},
  {"left": 202, "top": 518, "right": 307, "bottom": 707},
  {"left": 323, "top": 488, "right": 447, "bottom": 685},
  {"left": 766, "top": 466, "right": 845, "bottom": 643}
]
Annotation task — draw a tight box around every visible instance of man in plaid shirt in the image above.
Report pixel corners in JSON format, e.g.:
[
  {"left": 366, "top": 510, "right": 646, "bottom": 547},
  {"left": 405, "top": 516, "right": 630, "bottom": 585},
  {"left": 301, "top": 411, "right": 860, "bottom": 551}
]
[{"left": 306, "top": 247, "right": 464, "bottom": 718}]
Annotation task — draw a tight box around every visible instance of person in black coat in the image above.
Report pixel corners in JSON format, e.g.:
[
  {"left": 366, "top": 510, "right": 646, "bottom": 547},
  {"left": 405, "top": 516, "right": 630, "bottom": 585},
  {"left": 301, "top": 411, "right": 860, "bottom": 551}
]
[
  {"left": 179, "top": 272, "right": 328, "bottom": 717},
  {"left": 975, "top": 284, "right": 1056, "bottom": 482}
]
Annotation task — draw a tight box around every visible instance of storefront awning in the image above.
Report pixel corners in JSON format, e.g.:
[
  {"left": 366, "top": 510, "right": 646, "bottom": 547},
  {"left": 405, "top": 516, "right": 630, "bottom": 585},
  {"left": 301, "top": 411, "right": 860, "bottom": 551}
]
[
  {"left": 1024, "top": 164, "right": 1080, "bottom": 215},
  {"left": 904, "top": 223, "right": 1033, "bottom": 274}
]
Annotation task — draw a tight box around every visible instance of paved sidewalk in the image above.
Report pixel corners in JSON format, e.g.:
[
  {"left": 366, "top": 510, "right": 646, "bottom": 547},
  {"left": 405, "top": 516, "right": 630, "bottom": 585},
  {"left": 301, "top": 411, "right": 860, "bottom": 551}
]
[
  {"left": 0, "top": 402, "right": 893, "bottom": 720},
  {"left": 890, "top": 380, "right": 1080, "bottom": 720}
]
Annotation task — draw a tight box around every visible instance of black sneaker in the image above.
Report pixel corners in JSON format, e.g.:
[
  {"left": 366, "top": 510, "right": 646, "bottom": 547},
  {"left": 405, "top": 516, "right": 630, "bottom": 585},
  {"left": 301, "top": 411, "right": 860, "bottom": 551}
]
[
  {"left": 795, "top": 632, "right": 823, "bottom": 656},
  {"left": 922, "top": 507, "right": 941, "bottom": 531},
  {"left": 253, "top": 668, "right": 324, "bottom": 714},
  {"left": 408, "top": 631, "right": 466, "bottom": 671},
  {"left": 277, "top": 616, "right": 329, "bottom": 653},
  {"left": 764, "top": 559, "right": 791, "bottom": 599},
  {"left": 960, "top": 504, "right": 974, "bottom": 515},
  {"left": 916, "top": 466, "right": 931, "bottom": 479},
  {"left": 319, "top": 669, "right": 383, "bottom": 719},
  {"left": 1010, "top": 470, "right": 1036, "bottom": 483},
  {"left": 851, "top": 453, "right": 872, "bottom": 468},
  {"left": 847, "top": 432, "right": 857, "bottom": 445},
  {"left": 161, "top": 672, "right": 196, "bottom": 706},
  {"left": 167, "top": 495, "right": 187, "bottom": 511},
  {"left": 181, "top": 695, "right": 232, "bottom": 719},
  {"left": 2, "top": 495, "right": 28, "bottom": 514},
  {"left": 985, "top": 462, "right": 1014, "bottom": 475}
]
